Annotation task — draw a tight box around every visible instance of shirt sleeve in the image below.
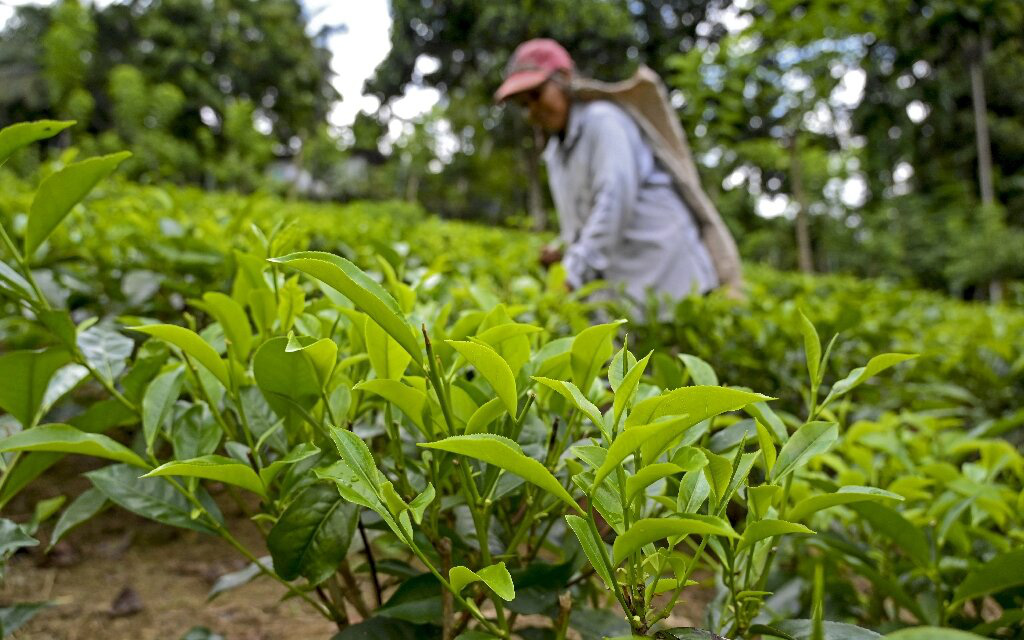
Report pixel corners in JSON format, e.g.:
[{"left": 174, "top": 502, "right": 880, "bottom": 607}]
[{"left": 562, "top": 110, "right": 640, "bottom": 289}]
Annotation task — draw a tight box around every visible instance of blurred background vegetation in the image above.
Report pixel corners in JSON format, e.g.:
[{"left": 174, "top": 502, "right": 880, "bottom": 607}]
[{"left": 2, "top": 0, "right": 1022, "bottom": 299}]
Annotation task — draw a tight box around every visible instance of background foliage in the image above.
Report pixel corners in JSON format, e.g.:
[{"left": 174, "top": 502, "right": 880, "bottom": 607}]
[{"left": 3, "top": 0, "right": 1023, "bottom": 295}]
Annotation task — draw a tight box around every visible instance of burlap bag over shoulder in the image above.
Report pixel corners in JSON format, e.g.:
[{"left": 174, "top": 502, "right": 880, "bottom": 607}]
[{"left": 572, "top": 66, "right": 744, "bottom": 292}]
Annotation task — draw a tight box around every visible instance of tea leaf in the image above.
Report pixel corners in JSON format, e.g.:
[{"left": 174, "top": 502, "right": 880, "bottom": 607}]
[
  {"left": 612, "top": 515, "right": 738, "bottom": 565},
  {"left": 0, "top": 120, "right": 75, "bottom": 166},
  {"left": 679, "top": 353, "right": 718, "bottom": 386},
  {"left": 614, "top": 351, "right": 653, "bottom": 424},
  {"left": 849, "top": 503, "right": 931, "bottom": 568},
  {"left": 564, "top": 515, "right": 614, "bottom": 590},
  {"left": 144, "top": 455, "right": 266, "bottom": 496},
  {"left": 788, "top": 486, "right": 904, "bottom": 521},
  {"left": 570, "top": 319, "right": 626, "bottom": 392},
  {"left": 465, "top": 397, "right": 505, "bottom": 435},
  {"left": 608, "top": 342, "right": 638, "bottom": 391},
  {"left": 200, "top": 292, "right": 253, "bottom": 359},
  {"left": 131, "top": 324, "right": 230, "bottom": 389},
  {"left": 828, "top": 353, "right": 918, "bottom": 399},
  {"left": 593, "top": 415, "right": 692, "bottom": 489},
  {"left": 419, "top": 434, "right": 580, "bottom": 513},
  {"left": 284, "top": 336, "right": 338, "bottom": 388},
  {"left": 269, "top": 251, "right": 422, "bottom": 364},
  {"left": 48, "top": 487, "right": 107, "bottom": 550},
  {"left": 670, "top": 446, "right": 709, "bottom": 472},
  {"left": 771, "top": 421, "right": 838, "bottom": 482},
  {"left": 267, "top": 483, "right": 359, "bottom": 585},
  {"left": 950, "top": 548, "right": 1024, "bottom": 607},
  {"left": 628, "top": 386, "right": 771, "bottom": 460},
  {"left": 677, "top": 469, "right": 711, "bottom": 514},
  {"left": 0, "top": 518, "right": 38, "bottom": 556},
  {"left": 532, "top": 376, "right": 603, "bottom": 431},
  {"left": 355, "top": 379, "right": 433, "bottom": 437},
  {"left": 327, "top": 427, "right": 382, "bottom": 494},
  {"left": 624, "top": 462, "right": 684, "bottom": 504},
  {"left": 799, "top": 310, "right": 822, "bottom": 386},
  {"left": 748, "top": 485, "right": 782, "bottom": 518},
  {"left": 447, "top": 340, "right": 517, "bottom": 416},
  {"left": 0, "top": 424, "right": 149, "bottom": 469},
  {"left": 86, "top": 463, "right": 223, "bottom": 535},
  {"left": 258, "top": 443, "right": 320, "bottom": 487},
  {"left": 737, "top": 519, "right": 815, "bottom": 551},
  {"left": 449, "top": 562, "right": 515, "bottom": 601},
  {"left": 756, "top": 420, "right": 777, "bottom": 474},
  {"left": 882, "top": 629, "right": 987, "bottom": 640},
  {"left": 408, "top": 483, "right": 435, "bottom": 524},
  {"left": 0, "top": 347, "right": 71, "bottom": 428},
  {"left": 142, "top": 367, "right": 184, "bottom": 455},
  {"left": 769, "top": 620, "right": 881, "bottom": 639},
  {"left": 25, "top": 152, "right": 131, "bottom": 257},
  {"left": 365, "top": 316, "right": 412, "bottom": 380}
]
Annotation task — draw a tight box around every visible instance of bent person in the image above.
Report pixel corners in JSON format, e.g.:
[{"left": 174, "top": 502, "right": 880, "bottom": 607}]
[{"left": 495, "top": 39, "right": 743, "bottom": 316}]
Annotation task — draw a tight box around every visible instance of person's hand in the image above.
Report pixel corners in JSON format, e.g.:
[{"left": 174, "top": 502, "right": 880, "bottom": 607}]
[{"left": 539, "top": 244, "right": 563, "bottom": 268}]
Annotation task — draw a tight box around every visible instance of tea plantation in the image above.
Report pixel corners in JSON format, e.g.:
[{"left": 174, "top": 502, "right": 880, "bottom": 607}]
[{"left": 1, "top": 126, "right": 1022, "bottom": 639}]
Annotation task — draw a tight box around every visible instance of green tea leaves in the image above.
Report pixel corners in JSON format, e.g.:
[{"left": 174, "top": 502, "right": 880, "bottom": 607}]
[
  {"left": 788, "top": 486, "right": 904, "bottom": 521},
  {"left": 565, "top": 515, "right": 614, "bottom": 591},
  {"left": 0, "top": 424, "right": 149, "bottom": 469},
  {"left": 799, "top": 310, "right": 822, "bottom": 386},
  {"left": 0, "top": 348, "right": 71, "bottom": 428},
  {"left": 144, "top": 455, "right": 266, "bottom": 496},
  {"left": 950, "top": 548, "right": 1024, "bottom": 607},
  {"left": 0, "top": 120, "right": 75, "bottom": 166},
  {"left": 570, "top": 319, "right": 625, "bottom": 392},
  {"left": 419, "top": 434, "right": 580, "bottom": 513},
  {"left": 828, "top": 353, "right": 918, "bottom": 400},
  {"left": 737, "top": 519, "right": 815, "bottom": 551},
  {"left": 26, "top": 151, "right": 131, "bottom": 258},
  {"left": 131, "top": 324, "right": 230, "bottom": 389},
  {"left": 532, "top": 376, "right": 603, "bottom": 431},
  {"left": 448, "top": 340, "right": 517, "bottom": 416},
  {"left": 449, "top": 562, "right": 515, "bottom": 601},
  {"left": 270, "top": 251, "right": 422, "bottom": 365},
  {"left": 612, "top": 516, "right": 737, "bottom": 565},
  {"left": 771, "top": 421, "right": 838, "bottom": 483},
  {"left": 267, "top": 483, "right": 359, "bottom": 585}
]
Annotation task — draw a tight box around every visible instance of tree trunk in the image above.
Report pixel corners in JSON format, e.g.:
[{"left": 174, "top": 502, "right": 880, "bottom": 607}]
[
  {"left": 969, "top": 34, "right": 1003, "bottom": 302},
  {"left": 526, "top": 126, "right": 547, "bottom": 231},
  {"left": 969, "top": 35, "right": 994, "bottom": 207},
  {"left": 789, "top": 134, "right": 814, "bottom": 273}
]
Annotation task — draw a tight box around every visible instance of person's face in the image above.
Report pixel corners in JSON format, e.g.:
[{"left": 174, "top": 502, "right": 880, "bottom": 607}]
[{"left": 514, "top": 78, "right": 569, "bottom": 134}]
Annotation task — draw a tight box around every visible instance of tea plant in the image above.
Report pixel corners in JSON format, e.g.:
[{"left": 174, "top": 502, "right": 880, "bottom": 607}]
[{"left": 2, "top": 121, "right": 1021, "bottom": 640}]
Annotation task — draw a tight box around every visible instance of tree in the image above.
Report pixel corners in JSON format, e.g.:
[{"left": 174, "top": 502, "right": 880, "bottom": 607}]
[{"left": 1, "top": 0, "right": 339, "bottom": 191}]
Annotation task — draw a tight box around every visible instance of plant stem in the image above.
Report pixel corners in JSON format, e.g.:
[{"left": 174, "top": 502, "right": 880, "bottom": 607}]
[
  {"left": 0, "top": 220, "right": 50, "bottom": 309},
  {"left": 358, "top": 517, "right": 383, "bottom": 608},
  {"left": 586, "top": 502, "right": 633, "bottom": 617},
  {"left": 181, "top": 352, "right": 238, "bottom": 441},
  {"left": 423, "top": 327, "right": 509, "bottom": 634},
  {"left": 76, "top": 357, "right": 138, "bottom": 413}
]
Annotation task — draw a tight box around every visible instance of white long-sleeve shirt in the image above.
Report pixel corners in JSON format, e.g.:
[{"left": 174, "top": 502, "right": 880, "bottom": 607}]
[{"left": 543, "top": 99, "right": 718, "bottom": 309}]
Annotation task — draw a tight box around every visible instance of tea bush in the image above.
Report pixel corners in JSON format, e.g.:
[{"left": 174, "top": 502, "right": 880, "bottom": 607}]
[{"left": 1, "top": 123, "right": 1022, "bottom": 640}]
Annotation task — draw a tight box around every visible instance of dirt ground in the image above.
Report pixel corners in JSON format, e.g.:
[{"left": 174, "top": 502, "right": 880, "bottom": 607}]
[
  {"left": 2, "top": 455, "right": 710, "bottom": 640},
  {"left": 1, "top": 456, "right": 338, "bottom": 640}
]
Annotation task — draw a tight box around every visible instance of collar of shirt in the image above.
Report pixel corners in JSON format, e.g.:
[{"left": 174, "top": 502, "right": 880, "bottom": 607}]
[{"left": 545, "top": 101, "right": 586, "bottom": 160}]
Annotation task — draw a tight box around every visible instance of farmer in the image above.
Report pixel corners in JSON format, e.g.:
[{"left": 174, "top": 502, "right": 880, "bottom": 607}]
[{"left": 495, "top": 39, "right": 743, "bottom": 313}]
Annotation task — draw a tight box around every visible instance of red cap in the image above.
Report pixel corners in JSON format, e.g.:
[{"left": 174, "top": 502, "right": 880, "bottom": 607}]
[{"left": 494, "top": 38, "right": 574, "bottom": 103}]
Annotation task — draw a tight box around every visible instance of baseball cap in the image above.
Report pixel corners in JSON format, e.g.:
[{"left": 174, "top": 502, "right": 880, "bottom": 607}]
[{"left": 494, "top": 38, "right": 574, "bottom": 103}]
